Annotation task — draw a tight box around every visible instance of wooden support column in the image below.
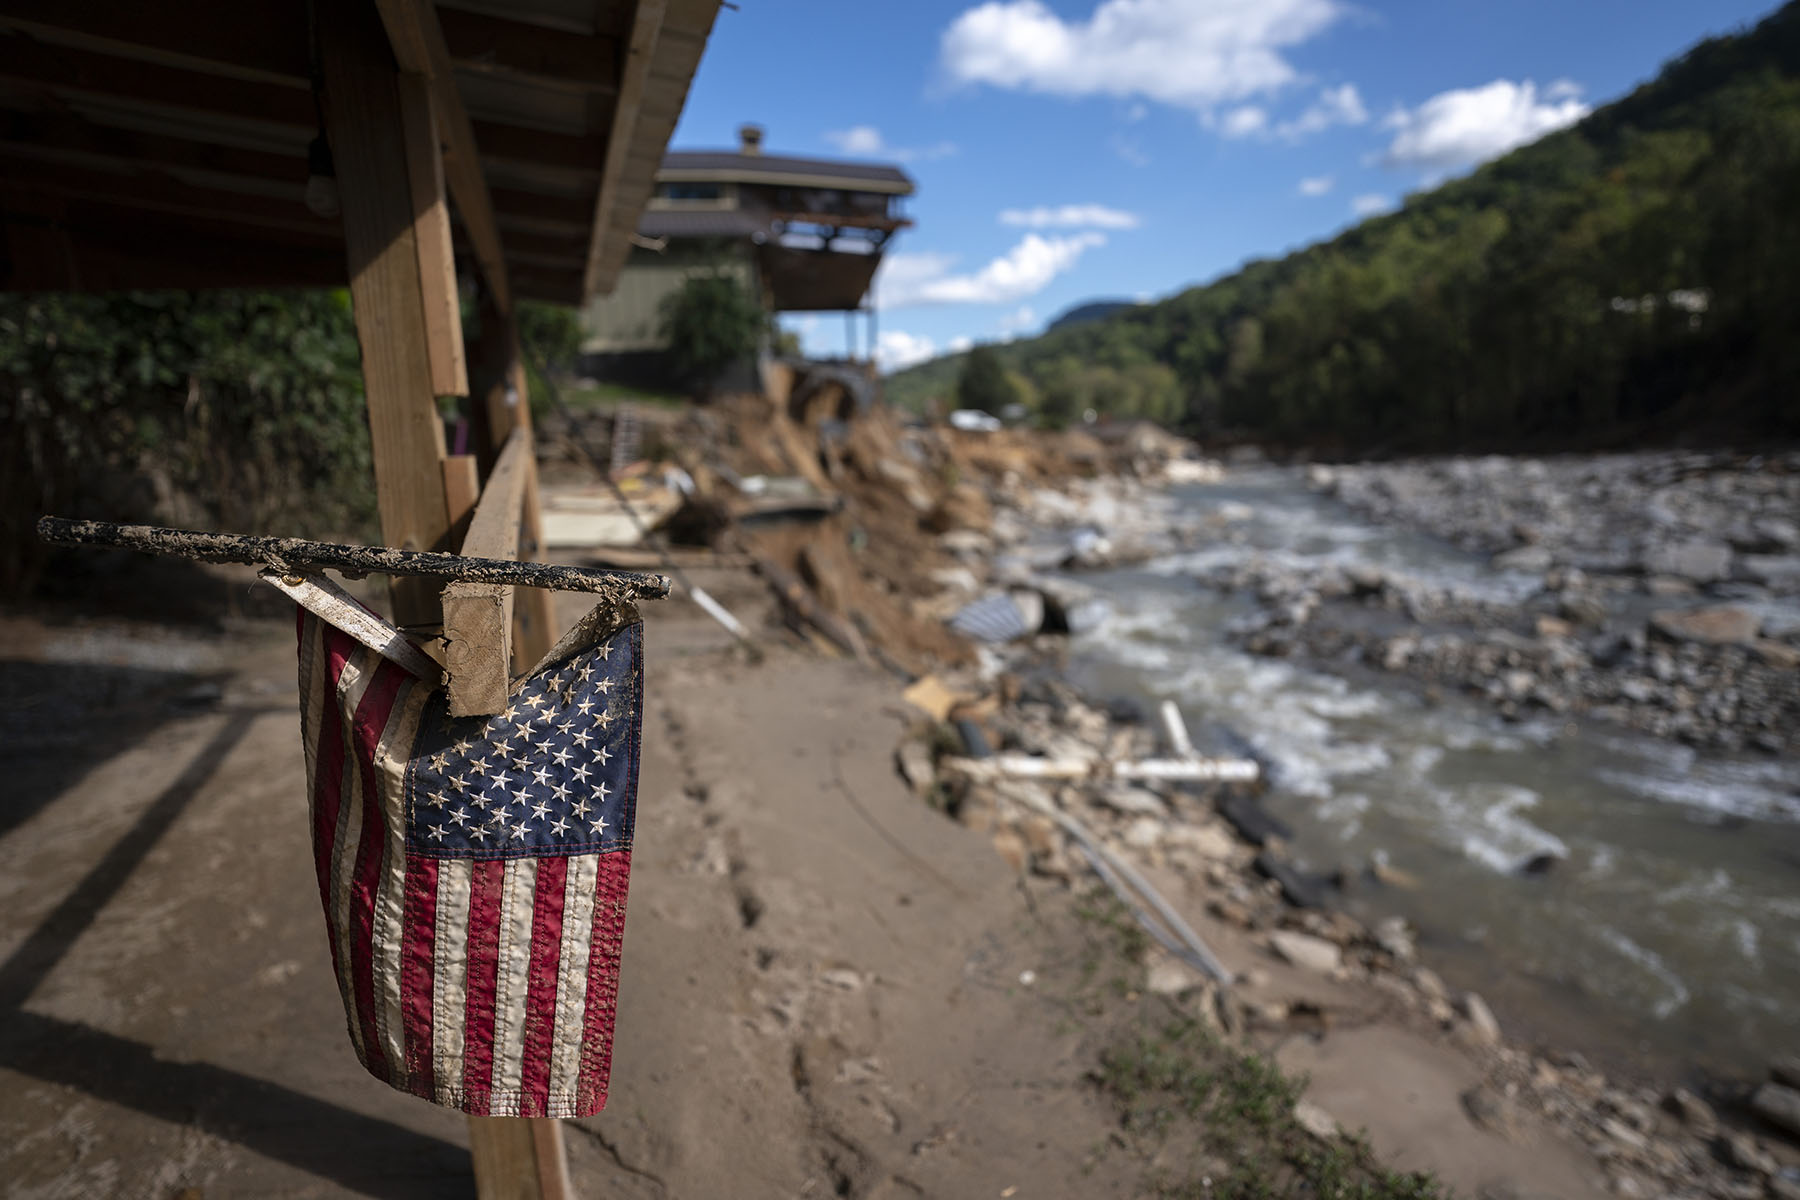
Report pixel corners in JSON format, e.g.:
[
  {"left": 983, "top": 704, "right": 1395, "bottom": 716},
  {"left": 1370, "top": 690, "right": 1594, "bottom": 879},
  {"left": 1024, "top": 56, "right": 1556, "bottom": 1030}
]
[
  {"left": 443, "top": 429, "right": 528, "bottom": 716},
  {"left": 470, "top": 287, "right": 558, "bottom": 673},
  {"left": 319, "top": 0, "right": 453, "bottom": 628}
]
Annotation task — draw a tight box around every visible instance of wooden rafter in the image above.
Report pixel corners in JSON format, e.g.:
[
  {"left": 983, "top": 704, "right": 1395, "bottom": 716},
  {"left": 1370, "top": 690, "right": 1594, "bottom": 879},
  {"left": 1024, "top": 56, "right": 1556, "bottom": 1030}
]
[
  {"left": 581, "top": 0, "right": 664, "bottom": 298},
  {"left": 0, "top": 1, "right": 622, "bottom": 94}
]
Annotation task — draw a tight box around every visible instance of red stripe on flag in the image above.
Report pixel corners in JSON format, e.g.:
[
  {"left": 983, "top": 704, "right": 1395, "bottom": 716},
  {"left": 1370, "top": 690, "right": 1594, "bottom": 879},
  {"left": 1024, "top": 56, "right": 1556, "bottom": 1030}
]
[
  {"left": 518, "top": 856, "right": 568, "bottom": 1117},
  {"left": 398, "top": 854, "right": 440, "bottom": 1090},
  {"left": 344, "top": 662, "right": 408, "bottom": 1082},
  {"left": 309, "top": 625, "right": 357, "bottom": 962},
  {"left": 576, "top": 849, "right": 632, "bottom": 1114},
  {"left": 461, "top": 858, "right": 507, "bottom": 1115}
]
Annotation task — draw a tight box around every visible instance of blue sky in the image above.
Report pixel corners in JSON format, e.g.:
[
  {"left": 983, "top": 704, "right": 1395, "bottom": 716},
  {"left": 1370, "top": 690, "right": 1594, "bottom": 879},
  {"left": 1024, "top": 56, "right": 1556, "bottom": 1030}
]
[{"left": 669, "top": 0, "right": 1781, "bottom": 370}]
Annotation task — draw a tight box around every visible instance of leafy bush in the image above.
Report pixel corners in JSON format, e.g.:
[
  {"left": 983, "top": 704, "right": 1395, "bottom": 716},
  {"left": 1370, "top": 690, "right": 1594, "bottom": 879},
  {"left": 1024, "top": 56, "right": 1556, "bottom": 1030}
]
[
  {"left": 0, "top": 289, "right": 373, "bottom": 597},
  {"left": 658, "top": 273, "right": 763, "bottom": 395}
]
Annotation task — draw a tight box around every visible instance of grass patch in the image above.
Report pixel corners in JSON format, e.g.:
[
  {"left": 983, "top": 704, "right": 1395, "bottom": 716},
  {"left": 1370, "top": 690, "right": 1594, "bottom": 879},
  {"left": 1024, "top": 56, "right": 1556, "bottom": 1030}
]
[
  {"left": 559, "top": 380, "right": 690, "bottom": 412},
  {"left": 1071, "top": 891, "right": 1447, "bottom": 1200}
]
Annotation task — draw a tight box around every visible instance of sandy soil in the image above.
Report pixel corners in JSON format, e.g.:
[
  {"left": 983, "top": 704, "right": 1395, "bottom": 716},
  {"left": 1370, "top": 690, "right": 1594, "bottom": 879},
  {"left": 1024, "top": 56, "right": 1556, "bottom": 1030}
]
[{"left": 0, "top": 557, "right": 1617, "bottom": 1199}]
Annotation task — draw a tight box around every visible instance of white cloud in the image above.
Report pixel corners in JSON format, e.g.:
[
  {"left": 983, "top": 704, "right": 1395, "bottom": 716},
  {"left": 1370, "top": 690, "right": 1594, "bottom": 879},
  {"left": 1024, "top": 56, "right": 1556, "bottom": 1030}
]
[
  {"left": 876, "top": 330, "right": 942, "bottom": 371},
  {"left": 1350, "top": 193, "right": 1394, "bottom": 217},
  {"left": 948, "top": 335, "right": 975, "bottom": 353},
  {"left": 1276, "top": 83, "right": 1366, "bottom": 138},
  {"left": 999, "top": 204, "right": 1140, "bottom": 230},
  {"left": 1125, "top": 102, "right": 1149, "bottom": 122},
  {"left": 998, "top": 305, "right": 1038, "bottom": 337},
  {"left": 1382, "top": 79, "right": 1588, "bottom": 169},
  {"left": 1223, "top": 84, "right": 1366, "bottom": 141},
  {"left": 877, "top": 233, "right": 1106, "bottom": 307},
  {"left": 1220, "top": 106, "right": 1268, "bottom": 138},
  {"left": 1298, "top": 174, "right": 1334, "bottom": 196},
  {"left": 822, "top": 125, "right": 957, "bottom": 162},
  {"left": 1111, "top": 135, "right": 1150, "bottom": 167},
  {"left": 940, "top": 0, "right": 1345, "bottom": 115}
]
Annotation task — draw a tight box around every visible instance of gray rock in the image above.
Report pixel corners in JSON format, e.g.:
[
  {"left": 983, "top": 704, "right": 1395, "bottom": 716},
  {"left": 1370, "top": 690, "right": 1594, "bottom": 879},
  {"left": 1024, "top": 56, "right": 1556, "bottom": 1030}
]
[
  {"left": 1648, "top": 605, "right": 1762, "bottom": 646},
  {"left": 1740, "top": 555, "right": 1800, "bottom": 588},
  {"left": 1493, "top": 545, "right": 1553, "bottom": 573},
  {"left": 1661, "top": 1087, "right": 1716, "bottom": 1132},
  {"left": 1373, "top": 916, "right": 1416, "bottom": 962},
  {"left": 1717, "top": 1130, "right": 1777, "bottom": 1176},
  {"left": 1269, "top": 930, "right": 1343, "bottom": 974},
  {"left": 1458, "top": 991, "right": 1503, "bottom": 1044},
  {"left": 1096, "top": 786, "right": 1167, "bottom": 816},
  {"left": 1755, "top": 516, "right": 1800, "bottom": 550},
  {"left": 895, "top": 741, "right": 936, "bottom": 795},
  {"left": 1752, "top": 1082, "right": 1800, "bottom": 1139},
  {"left": 1770, "top": 1170, "right": 1800, "bottom": 1200},
  {"left": 1293, "top": 1100, "right": 1340, "bottom": 1140},
  {"left": 1774, "top": 1054, "right": 1800, "bottom": 1090},
  {"left": 1644, "top": 538, "right": 1732, "bottom": 582},
  {"left": 1461, "top": 1085, "right": 1522, "bottom": 1140}
]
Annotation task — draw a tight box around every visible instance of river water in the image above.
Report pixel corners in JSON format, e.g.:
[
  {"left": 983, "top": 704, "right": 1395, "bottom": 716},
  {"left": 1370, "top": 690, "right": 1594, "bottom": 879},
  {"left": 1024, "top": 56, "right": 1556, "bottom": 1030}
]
[{"left": 1055, "top": 467, "right": 1800, "bottom": 1083}]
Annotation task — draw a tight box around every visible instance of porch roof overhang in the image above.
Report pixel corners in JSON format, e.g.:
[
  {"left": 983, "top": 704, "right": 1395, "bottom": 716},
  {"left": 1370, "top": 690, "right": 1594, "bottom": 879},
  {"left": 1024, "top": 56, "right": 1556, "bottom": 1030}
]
[{"left": 0, "top": 0, "right": 721, "bottom": 305}]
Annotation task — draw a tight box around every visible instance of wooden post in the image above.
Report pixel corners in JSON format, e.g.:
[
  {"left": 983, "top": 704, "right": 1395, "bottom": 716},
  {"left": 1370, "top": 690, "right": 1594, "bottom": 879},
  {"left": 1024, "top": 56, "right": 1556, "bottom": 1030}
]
[
  {"left": 443, "top": 429, "right": 529, "bottom": 716},
  {"left": 319, "top": 0, "right": 453, "bottom": 628},
  {"left": 468, "top": 1116, "right": 573, "bottom": 1200}
]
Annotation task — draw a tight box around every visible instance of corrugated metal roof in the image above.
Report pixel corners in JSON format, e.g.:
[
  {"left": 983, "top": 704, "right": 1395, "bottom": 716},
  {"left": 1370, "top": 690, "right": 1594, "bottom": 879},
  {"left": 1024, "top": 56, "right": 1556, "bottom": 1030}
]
[{"left": 660, "top": 151, "right": 914, "bottom": 193}]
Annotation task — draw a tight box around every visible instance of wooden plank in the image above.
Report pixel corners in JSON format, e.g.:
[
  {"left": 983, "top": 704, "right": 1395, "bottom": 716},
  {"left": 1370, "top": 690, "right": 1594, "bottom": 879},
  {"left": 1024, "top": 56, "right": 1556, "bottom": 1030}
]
[
  {"left": 443, "top": 454, "right": 481, "bottom": 550},
  {"left": 375, "top": 0, "right": 511, "bottom": 313},
  {"left": 467, "top": 1118, "right": 571, "bottom": 1200},
  {"left": 397, "top": 73, "right": 470, "bottom": 398},
  {"left": 443, "top": 428, "right": 529, "bottom": 716},
  {"left": 319, "top": 0, "right": 451, "bottom": 629},
  {"left": 580, "top": 0, "right": 665, "bottom": 299},
  {"left": 439, "top": 8, "right": 620, "bottom": 92},
  {"left": 0, "top": 1, "right": 619, "bottom": 92}
]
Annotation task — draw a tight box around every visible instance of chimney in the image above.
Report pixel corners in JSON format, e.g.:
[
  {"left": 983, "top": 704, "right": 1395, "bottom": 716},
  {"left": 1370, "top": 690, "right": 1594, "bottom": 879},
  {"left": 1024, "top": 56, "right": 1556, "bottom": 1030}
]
[{"left": 738, "top": 123, "right": 764, "bottom": 156}]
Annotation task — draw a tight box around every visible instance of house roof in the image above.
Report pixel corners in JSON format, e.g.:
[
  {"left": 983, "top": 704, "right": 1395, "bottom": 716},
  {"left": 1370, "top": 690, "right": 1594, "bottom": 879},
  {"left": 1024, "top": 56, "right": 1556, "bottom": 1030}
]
[
  {"left": 659, "top": 150, "right": 914, "bottom": 195},
  {"left": 0, "top": 0, "right": 723, "bottom": 304},
  {"left": 637, "top": 208, "right": 773, "bottom": 240}
]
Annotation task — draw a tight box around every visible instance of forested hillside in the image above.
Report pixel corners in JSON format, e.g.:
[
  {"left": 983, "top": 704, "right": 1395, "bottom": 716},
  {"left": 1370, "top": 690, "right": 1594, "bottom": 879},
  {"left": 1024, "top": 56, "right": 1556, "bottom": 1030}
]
[{"left": 888, "top": 2, "right": 1800, "bottom": 448}]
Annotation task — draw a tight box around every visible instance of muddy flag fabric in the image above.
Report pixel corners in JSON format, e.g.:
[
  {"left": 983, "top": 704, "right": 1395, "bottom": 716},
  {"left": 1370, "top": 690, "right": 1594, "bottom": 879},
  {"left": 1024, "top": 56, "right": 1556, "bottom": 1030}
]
[{"left": 294, "top": 603, "right": 643, "bottom": 1118}]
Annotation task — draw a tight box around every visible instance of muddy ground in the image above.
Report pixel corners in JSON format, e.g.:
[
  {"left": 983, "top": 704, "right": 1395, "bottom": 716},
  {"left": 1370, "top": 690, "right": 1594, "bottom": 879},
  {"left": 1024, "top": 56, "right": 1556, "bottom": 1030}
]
[{"left": 0, "top": 548, "right": 1635, "bottom": 1200}]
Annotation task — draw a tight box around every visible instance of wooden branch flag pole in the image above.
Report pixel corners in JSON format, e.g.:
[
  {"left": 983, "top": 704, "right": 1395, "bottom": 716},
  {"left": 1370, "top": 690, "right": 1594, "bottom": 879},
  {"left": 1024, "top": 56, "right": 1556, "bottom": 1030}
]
[{"left": 36, "top": 517, "right": 672, "bottom": 601}]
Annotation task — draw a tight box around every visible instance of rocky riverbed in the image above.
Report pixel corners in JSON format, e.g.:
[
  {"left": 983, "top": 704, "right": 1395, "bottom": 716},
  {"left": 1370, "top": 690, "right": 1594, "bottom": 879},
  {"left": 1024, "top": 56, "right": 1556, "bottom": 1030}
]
[{"left": 888, "top": 447, "right": 1800, "bottom": 1199}]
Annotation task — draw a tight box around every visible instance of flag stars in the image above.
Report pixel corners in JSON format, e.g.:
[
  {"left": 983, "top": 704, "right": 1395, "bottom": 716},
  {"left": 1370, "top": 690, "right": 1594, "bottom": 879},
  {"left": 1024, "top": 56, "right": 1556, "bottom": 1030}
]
[
  {"left": 429, "top": 824, "right": 448, "bottom": 841},
  {"left": 450, "top": 808, "right": 470, "bottom": 826},
  {"left": 572, "top": 730, "right": 592, "bottom": 748},
  {"left": 571, "top": 763, "right": 591, "bottom": 784},
  {"left": 510, "top": 821, "right": 531, "bottom": 841},
  {"left": 533, "top": 767, "right": 552, "bottom": 786},
  {"left": 531, "top": 801, "right": 551, "bottom": 821},
  {"left": 588, "top": 815, "right": 608, "bottom": 835},
  {"left": 551, "top": 816, "right": 570, "bottom": 837},
  {"left": 594, "top": 745, "right": 612, "bottom": 766}
]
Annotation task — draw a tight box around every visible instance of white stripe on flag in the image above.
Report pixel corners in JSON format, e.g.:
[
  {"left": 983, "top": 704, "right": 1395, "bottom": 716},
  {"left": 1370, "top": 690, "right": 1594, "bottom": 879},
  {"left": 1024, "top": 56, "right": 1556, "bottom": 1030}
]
[
  {"left": 329, "top": 651, "right": 377, "bottom": 1057},
  {"left": 368, "top": 676, "right": 431, "bottom": 1076},
  {"left": 549, "top": 854, "right": 599, "bottom": 1106},
  {"left": 489, "top": 857, "right": 539, "bottom": 1112},
  {"left": 432, "top": 856, "right": 474, "bottom": 1099}
]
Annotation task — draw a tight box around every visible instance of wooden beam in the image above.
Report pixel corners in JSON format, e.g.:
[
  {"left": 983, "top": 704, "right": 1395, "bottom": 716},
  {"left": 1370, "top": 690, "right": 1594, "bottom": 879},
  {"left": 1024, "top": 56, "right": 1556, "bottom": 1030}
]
[
  {"left": 443, "top": 454, "right": 480, "bottom": 551},
  {"left": 375, "top": 0, "right": 511, "bottom": 313},
  {"left": 0, "top": 1, "right": 620, "bottom": 93},
  {"left": 318, "top": 0, "right": 451, "bottom": 629},
  {"left": 438, "top": 8, "right": 620, "bottom": 92},
  {"left": 467, "top": 1118, "right": 572, "bottom": 1200},
  {"left": 443, "top": 427, "right": 529, "bottom": 716},
  {"left": 581, "top": 0, "right": 665, "bottom": 299},
  {"left": 397, "top": 73, "right": 469, "bottom": 398},
  {"left": 0, "top": 32, "right": 602, "bottom": 198}
]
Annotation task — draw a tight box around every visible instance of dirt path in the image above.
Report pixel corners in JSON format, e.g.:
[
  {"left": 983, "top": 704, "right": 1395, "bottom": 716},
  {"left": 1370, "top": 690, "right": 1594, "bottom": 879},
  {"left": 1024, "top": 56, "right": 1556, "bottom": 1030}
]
[{"left": 0, "top": 560, "right": 1626, "bottom": 1199}]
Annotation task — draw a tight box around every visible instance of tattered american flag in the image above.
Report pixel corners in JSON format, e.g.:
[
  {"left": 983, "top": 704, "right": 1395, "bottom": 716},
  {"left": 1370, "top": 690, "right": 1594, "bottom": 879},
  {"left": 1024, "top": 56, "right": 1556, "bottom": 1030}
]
[{"left": 294, "top": 605, "right": 643, "bottom": 1118}]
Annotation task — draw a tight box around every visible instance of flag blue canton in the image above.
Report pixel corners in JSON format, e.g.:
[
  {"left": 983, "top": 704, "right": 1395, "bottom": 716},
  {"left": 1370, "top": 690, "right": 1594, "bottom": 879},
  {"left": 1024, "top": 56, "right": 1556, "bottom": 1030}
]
[{"left": 404, "top": 623, "right": 642, "bottom": 860}]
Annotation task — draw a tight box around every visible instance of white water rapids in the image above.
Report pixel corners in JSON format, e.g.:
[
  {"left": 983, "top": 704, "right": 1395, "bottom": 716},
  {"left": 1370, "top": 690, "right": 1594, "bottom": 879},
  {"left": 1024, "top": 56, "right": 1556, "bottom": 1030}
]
[{"left": 1054, "top": 467, "right": 1800, "bottom": 1081}]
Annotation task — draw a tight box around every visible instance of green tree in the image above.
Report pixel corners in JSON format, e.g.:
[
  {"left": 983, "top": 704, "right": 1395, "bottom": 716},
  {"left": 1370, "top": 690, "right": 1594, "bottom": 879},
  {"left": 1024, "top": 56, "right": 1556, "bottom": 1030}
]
[
  {"left": 955, "top": 344, "right": 1018, "bottom": 415},
  {"left": 659, "top": 273, "right": 763, "bottom": 395}
]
